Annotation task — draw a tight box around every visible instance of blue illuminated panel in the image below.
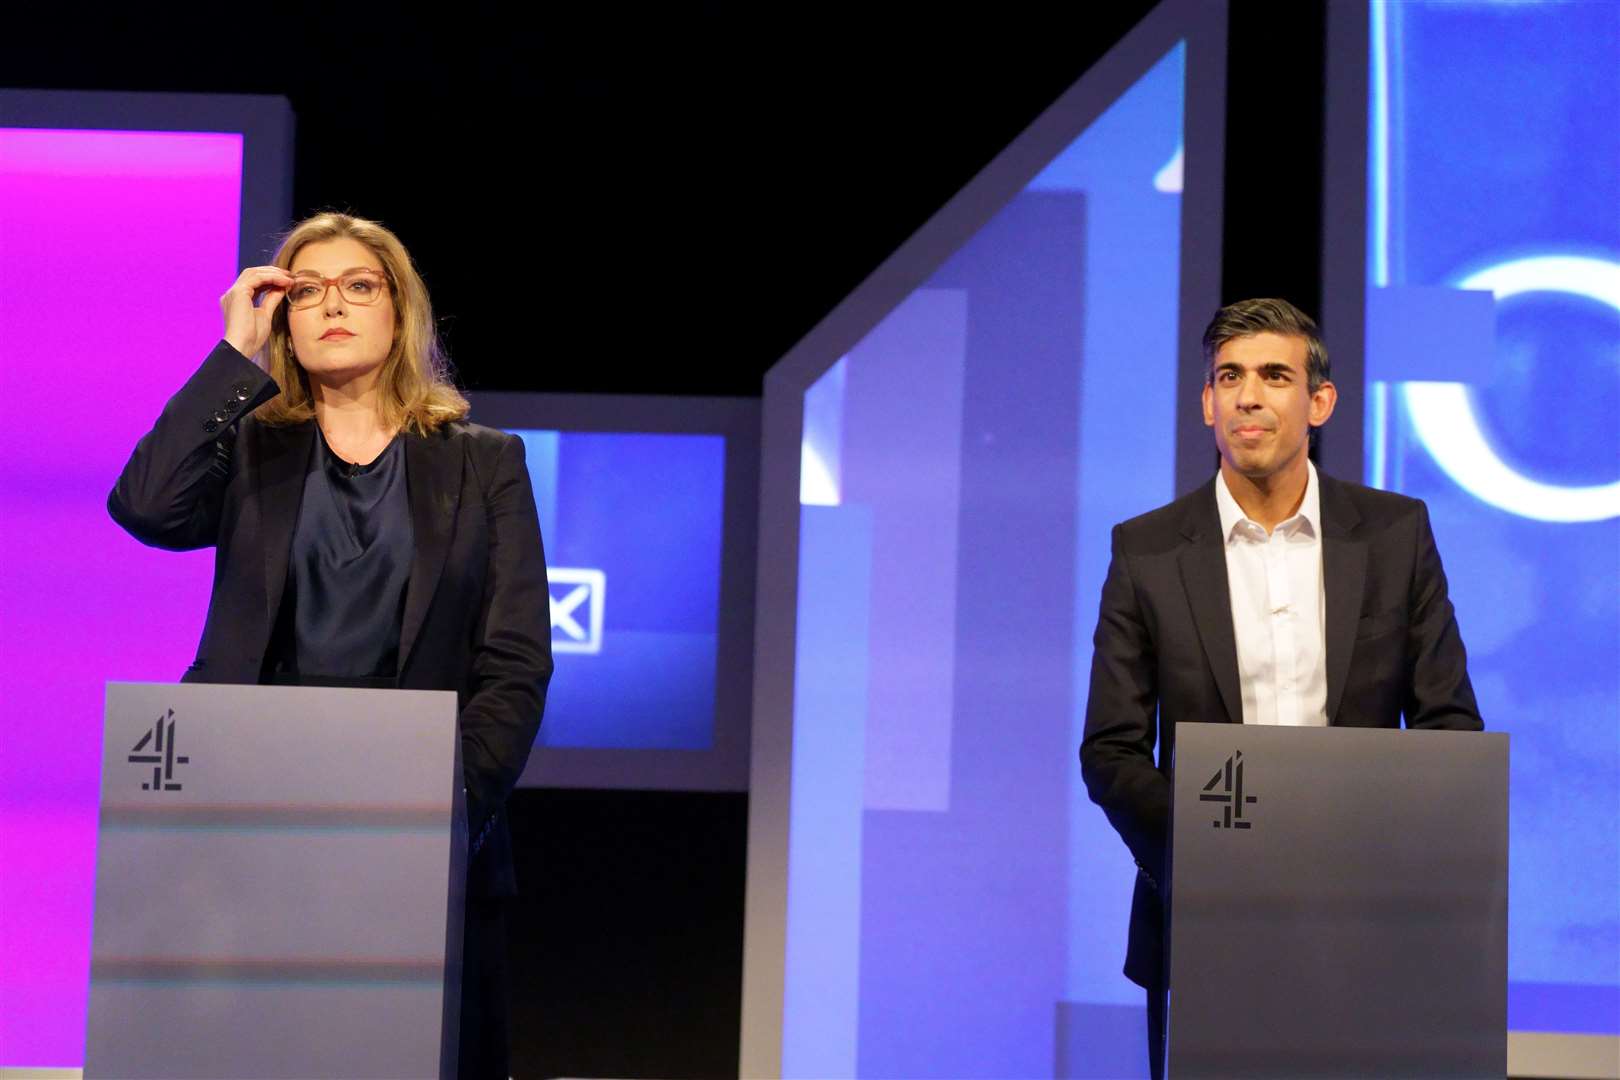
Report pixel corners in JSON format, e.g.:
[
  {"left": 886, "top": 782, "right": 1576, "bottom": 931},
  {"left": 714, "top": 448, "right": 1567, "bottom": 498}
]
[
  {"left": 785, "top": 44, "right": 1185, "bottom": 1078},
  {"left": 1365, "top": 0, "right": 1620, "bottom": 1035},
  {"left": 510, "top": 430, "right": 725, "bottom": 750}
]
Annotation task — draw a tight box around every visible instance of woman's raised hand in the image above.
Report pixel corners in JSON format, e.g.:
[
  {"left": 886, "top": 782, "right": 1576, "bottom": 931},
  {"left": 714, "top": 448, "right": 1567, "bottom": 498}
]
[{"left": 221, "top": 267, "right": 296, "bottom": 359}]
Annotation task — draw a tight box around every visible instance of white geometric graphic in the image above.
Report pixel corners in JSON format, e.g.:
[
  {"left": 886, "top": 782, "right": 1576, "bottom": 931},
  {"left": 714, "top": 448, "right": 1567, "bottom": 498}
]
[
  {"left": 1402, "top": 255, "right": 1620, "bottom": 524},
  {"left": 548, "top": 567, "right": 606, "bottom": 655}
]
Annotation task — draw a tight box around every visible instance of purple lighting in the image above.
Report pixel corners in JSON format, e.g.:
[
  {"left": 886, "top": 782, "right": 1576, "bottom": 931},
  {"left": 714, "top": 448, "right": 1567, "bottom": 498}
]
[{"left": 0, "top": 127, "right": 243, "bottom": 1067}]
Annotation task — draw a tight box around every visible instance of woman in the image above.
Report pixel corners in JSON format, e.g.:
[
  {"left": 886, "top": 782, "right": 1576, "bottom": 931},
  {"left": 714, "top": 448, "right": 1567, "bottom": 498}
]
[{"left": 109, "top": 212, "right": 551, "bottom": 1077}]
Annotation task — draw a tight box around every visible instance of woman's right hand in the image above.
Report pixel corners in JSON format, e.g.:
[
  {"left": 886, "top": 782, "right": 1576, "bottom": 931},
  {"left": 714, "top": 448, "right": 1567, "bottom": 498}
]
[{"left": 220, "top": 266, "right": 295, "bottom": 359}]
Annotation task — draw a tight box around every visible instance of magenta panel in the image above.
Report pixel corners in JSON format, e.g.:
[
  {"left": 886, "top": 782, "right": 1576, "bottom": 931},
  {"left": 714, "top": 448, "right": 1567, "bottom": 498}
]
[{"left": 0, "top": 128, "right": 243, "bottom": 1067}]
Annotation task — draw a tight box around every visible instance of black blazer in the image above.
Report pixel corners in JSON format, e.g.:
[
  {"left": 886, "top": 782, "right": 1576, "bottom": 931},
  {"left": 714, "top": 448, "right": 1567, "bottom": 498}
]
[
  {"left": 109, "top": 342, "right": 553, "bottom": 897},
  {"left": 1079, "top": 472, "right": 1482, "bottom": 987}
]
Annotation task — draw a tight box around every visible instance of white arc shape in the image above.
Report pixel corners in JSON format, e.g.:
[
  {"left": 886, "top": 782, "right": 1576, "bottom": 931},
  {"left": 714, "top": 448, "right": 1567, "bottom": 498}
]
[
  {"left": 1153, "top": 144, "right": 1183, "bottom": 194},
  {"left": 800, "top": 443, "right": 840, "bottom": 506},
  {"left": 1400, "top": 255, "right": 1620, "bottom": 524}
]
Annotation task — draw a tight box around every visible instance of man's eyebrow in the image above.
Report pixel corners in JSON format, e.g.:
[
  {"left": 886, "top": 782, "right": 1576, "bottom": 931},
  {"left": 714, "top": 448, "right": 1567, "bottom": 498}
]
[{"left": 1216, "top": 361, "right": 1299, "bottom": 374}]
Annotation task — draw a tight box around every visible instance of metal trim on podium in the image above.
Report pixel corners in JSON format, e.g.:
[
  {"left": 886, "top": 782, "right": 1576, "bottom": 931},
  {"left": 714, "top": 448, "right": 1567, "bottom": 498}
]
[
  {"left": 1168, "top": 722, "right": 1508, "bottom": 1079},
  {"left": 86, "top": 682, "right": 466, "bottom": 1080}
]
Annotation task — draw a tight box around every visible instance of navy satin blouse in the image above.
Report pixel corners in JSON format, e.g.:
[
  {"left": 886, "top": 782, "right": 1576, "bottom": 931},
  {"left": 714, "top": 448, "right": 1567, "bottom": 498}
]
[{"left": 267, "top": 425, "right": 414, "bottom": 681}]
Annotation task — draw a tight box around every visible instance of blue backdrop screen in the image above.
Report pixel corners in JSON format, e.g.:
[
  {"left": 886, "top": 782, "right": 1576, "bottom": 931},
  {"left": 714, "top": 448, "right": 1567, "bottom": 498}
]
[
  {"left": 511, "top": 429, "right": 726, "bottom": 751},
  {"left": 784, "top": 43, "right": 1187, "bottom": 1078},
  {"left": 1365, "top": 0, "right": 1620, "bottom": 1035}
]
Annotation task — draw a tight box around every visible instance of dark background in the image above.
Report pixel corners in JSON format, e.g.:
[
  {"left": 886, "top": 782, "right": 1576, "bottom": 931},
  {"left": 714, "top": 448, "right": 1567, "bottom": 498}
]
[{"left": 5, "top": 2, "right": 1326, "bottom": 1074}]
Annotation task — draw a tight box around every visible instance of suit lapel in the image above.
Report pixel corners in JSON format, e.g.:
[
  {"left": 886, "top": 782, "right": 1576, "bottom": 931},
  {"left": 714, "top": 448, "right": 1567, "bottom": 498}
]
[
  {"left": 398, "top": 430, "right": 463, "bottom": 672},
  {"left": 258, "top": 421, "right": 315, "bottom": 638},
  {"left": 1178, "top": 483, "right": 1243, "bottom": 725},
  {"left": 1319, "top": 475, "right": 1366, "bottom": 724}
]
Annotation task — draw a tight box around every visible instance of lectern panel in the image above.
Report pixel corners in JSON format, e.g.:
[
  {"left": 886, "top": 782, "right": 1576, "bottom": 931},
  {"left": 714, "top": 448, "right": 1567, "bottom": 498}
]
[
  {"left": 87, "top": 683, "right": 465, "bottom": 1080},
  {"left": 1169, "top": 723, "right": 1507, "bottom": 1079}
]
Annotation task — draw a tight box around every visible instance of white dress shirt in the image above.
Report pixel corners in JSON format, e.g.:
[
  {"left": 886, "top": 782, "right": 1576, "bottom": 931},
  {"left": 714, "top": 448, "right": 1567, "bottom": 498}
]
[{"left": 1215, "top": 461, "right": 1329, "bottom": 727}]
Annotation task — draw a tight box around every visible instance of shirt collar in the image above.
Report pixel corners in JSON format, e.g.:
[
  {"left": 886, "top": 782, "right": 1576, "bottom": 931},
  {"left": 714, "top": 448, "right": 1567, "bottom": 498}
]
[{"left": 1216, "top": 460, "right": 1321, "bottom": 542}]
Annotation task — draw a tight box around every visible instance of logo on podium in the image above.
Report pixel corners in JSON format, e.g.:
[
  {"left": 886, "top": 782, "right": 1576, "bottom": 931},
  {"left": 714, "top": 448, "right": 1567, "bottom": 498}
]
[
  {"left": 549, "top": 567, "right": 606, "bottom": 655},
  {"left": 1201, "top": 750, "right": 1257, "bottom": 829},
  {"left": 128, "top": 708, "right": 189, "bottom": 792}
]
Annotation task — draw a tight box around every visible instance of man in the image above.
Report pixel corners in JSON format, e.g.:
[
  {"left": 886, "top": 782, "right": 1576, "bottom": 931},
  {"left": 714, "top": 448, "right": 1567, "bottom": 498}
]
[{"left": 1078, "top": 298, "right": 1483, "bottom": 1079}]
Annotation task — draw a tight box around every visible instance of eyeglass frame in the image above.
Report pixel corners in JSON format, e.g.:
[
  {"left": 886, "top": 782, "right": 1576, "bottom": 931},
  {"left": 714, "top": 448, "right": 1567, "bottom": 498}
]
[{"left": 282, "top": 267, "right": 392, "bottom": 310}]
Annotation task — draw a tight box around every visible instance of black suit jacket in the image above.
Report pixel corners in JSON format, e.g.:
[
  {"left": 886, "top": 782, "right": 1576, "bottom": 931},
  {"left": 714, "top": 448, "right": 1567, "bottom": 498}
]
[
  {"left": 109, "top": 342, "right": 553, "bottom": 897},
  {"left": 1078, "top": 471, "right": 1482, "bottom": 987}
]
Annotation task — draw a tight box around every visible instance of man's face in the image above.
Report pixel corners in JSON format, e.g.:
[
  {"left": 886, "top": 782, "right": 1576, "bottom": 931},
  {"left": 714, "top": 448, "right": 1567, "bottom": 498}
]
[{"left": 1202, "top": 332, "right": 1336, "bottom": 481}]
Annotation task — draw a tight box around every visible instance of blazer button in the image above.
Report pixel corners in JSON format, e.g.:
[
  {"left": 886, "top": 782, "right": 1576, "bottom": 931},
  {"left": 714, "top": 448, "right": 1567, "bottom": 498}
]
[
  {"left": 230, "top": 383, "right": 251, "bottom": 401},
  {"left": 203, "top": 418, "right": 220, "bottom": 433},
  {"left": 211, "top": 409, "right": 230, "bottom": 424}
]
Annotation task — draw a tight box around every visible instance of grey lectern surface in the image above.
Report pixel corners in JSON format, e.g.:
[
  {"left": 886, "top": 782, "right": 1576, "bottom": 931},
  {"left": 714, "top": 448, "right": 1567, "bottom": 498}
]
[
  {"left": 87, "top": 682, "right": 466, "bottom": 1080},
  {"left": 1168, "top": 723, "right": 1508, "bottom": 1079}
]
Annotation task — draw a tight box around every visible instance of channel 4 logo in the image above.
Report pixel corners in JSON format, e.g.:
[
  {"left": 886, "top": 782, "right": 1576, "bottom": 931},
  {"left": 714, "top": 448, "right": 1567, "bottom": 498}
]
[
  {"left": 549, "top": 567, "right": 605, "bottom": 655},
  {"left": 1200, "top": 750, "right": 1258, "bottom": 829},
  {"left": 128, "top": 708, "right": 189, "bottom": 793}
]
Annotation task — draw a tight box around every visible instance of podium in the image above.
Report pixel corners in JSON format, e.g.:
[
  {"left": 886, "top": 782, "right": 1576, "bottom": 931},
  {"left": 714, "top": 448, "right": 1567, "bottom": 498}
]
[
  {"left": 86, "top": 682, "right": 466, "bottom": 1079},
  {"left": 1168, "top": 723, "right": 1508, "bottom": 1079}
]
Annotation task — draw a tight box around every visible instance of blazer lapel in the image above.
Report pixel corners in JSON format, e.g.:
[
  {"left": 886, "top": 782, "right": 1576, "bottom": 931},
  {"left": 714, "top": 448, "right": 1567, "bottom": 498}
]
[
  {"left": 1319, "top": 475, "right": 1366, "bottom": 724},
  {"left": 1178, "top": 483, "right": 1243, "bottom": 725},
  {"left": 258, "top": 421, "right": 315, "bottom": 638},
  {"left": 398, "top": 430, "right": 463, "bottom": 672}
]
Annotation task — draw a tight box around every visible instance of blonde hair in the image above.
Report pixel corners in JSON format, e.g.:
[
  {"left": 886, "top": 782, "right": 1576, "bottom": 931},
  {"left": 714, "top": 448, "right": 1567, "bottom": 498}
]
[{"left": 254, "top": 212, "right": 469, "bottom": 433}]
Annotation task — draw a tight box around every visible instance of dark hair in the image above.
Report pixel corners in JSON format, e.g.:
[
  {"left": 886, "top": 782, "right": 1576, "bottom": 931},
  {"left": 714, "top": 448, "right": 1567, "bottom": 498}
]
[{"left": 1201, "top": 298, "right": 1330, "bottom": 392}]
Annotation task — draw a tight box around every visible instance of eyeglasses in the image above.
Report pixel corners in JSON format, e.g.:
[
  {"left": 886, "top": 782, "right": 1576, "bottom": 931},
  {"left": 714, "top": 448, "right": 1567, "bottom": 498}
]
[{"left": 284, "top": 268, "right": 389, "bottom": 310}]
